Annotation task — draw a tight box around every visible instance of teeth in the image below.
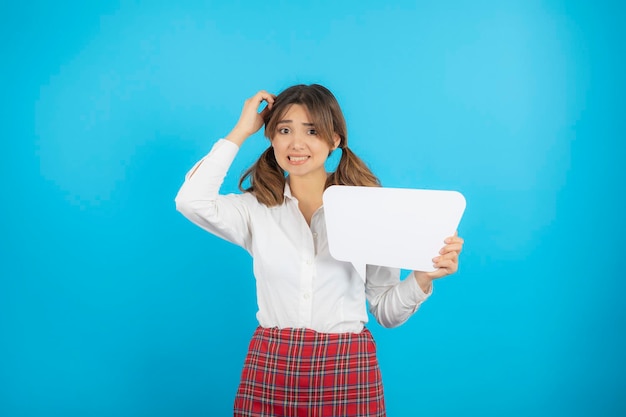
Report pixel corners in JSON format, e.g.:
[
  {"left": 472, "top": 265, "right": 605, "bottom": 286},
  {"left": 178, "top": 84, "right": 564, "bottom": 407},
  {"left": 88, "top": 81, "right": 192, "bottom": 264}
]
[{"left": 290, "top": 156, "right": 308, "bottom": 162}]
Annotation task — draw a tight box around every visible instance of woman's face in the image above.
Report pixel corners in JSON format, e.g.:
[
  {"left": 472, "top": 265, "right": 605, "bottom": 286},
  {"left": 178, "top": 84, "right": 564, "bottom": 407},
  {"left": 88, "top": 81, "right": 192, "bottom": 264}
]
[{"left": 270, "top": 104, "right": 340, "bottom": 180}]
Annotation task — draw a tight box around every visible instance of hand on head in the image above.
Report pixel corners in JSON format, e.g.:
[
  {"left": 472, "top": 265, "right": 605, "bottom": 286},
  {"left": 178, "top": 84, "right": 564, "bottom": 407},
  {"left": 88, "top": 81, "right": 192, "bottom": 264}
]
[{"left": 227, "top": 90, "right": 276, "bottom": 146}]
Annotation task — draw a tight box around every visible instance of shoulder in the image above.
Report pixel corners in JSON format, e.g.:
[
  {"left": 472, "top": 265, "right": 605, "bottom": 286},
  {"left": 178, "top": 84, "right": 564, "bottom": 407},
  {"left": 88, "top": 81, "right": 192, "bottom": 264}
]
[{"left": 236, "top": 190, "right": 287, "bottom": 211}]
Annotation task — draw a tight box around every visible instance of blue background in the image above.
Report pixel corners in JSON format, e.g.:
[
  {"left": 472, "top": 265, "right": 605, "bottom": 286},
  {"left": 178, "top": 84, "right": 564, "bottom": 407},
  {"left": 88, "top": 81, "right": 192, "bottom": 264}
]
[{"left": 1, "top": 1, "right": 625, "bottom": 416}]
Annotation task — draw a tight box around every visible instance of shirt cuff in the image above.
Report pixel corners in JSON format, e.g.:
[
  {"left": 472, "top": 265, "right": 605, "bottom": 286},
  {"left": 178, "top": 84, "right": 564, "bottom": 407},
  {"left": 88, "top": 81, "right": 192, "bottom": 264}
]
[
  {"left": 398, "top": 272, "right": 432, "bottom": 309},
  {"left": 214, "top": 138, "right": 240, "bottom": 152}
]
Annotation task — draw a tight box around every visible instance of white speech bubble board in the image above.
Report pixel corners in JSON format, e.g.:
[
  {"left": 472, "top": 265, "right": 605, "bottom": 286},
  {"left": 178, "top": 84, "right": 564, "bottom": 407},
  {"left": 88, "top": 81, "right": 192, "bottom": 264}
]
[{"left": 322, "top": 186, "right": 466, "bottom": 281}]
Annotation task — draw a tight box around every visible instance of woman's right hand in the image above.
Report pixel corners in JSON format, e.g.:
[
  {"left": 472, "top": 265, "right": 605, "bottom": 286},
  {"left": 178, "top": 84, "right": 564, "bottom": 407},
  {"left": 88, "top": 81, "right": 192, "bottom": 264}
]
[{"left": 225, "top": 90, "right": 276, "bottom": 146}]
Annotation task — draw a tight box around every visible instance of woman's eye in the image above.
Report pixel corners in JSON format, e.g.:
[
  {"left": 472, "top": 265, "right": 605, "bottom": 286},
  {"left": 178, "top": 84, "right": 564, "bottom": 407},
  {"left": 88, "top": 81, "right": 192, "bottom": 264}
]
[
  {"left": 307, "top": 129, "right": 318, "bottom": 135},
  {"left": 278, "top": 127, "right": 290, "bottom": 134}
]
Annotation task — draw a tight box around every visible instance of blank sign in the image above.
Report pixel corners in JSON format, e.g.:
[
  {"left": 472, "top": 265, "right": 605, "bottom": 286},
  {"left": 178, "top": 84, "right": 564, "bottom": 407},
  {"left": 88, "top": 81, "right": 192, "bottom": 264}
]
[{"left": 322, "top": 186, "right": 466, "bottom": 281}]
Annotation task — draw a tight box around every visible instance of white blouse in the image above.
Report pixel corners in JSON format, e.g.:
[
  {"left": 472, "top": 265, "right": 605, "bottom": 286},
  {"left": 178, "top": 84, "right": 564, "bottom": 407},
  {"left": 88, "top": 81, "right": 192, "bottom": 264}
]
[{"left": 175, "top": 139, "right": 431, "bottom": 333}]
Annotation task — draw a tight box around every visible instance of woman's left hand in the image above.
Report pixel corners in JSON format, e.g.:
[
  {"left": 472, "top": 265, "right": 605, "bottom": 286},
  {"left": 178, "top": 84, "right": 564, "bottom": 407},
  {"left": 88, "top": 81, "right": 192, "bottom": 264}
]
[{"left": 413, "top": 232, "right": 464, "bottom": 292}]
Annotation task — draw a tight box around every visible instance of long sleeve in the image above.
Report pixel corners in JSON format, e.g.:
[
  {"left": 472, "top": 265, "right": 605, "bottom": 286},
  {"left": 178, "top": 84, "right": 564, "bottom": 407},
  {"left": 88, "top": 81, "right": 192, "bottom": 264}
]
[
  {"left": 365, "top": 266, "right": 432, "bottom": 328},
  {"left": 174, "top": 139, "right": 253, "bottom": 250}
]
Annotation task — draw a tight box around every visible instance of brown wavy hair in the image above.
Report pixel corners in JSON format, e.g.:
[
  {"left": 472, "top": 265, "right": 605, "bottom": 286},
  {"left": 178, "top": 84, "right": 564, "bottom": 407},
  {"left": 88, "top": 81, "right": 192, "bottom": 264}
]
[{"left": 239, "top": 84, "right": 380, "bottom": 206}]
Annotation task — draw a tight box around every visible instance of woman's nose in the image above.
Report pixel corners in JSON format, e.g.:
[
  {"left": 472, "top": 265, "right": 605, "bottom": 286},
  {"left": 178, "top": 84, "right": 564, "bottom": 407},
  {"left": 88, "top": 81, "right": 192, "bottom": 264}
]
[{"left": 290, "top": 133, "right": 306, "bottom": 149}]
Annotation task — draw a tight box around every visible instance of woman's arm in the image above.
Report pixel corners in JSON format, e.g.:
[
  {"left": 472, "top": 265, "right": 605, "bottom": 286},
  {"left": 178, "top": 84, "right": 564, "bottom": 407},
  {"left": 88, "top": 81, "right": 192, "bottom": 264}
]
[
  {"left": 174, "top": 90, "right": 276, "bottom": 249},
  {"left": 366, "top": 234, "right": 464, "bottom": 328},
  {"left": 174, "top": 140, "right": 253, "bottom": 248},
  {"left": 366, "top": 265, "right": 431, "bottom": 328}
]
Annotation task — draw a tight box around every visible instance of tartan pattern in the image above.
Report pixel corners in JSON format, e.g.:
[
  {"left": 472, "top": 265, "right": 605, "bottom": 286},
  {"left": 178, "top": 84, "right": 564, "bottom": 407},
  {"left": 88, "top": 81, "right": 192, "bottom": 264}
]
[{"left": 234, "top": 326, "right": 386, "bottom": 417}]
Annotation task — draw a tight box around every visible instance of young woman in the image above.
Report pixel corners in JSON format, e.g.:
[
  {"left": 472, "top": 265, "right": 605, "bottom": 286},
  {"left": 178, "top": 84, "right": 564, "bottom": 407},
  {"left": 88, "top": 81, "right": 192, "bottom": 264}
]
[{"left": 175, "top": 84, "right": 464, "bottom": 417}]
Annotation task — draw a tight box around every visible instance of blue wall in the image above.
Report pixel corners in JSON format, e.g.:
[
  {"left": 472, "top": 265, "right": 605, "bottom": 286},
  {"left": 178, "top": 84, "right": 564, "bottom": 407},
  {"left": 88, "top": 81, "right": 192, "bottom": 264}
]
[{"left": 1, "top": 1, "right": 625, "bottom": 416}]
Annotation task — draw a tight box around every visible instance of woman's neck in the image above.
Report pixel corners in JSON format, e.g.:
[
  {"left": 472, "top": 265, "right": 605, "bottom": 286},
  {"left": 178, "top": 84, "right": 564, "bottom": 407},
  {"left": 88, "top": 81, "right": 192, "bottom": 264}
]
[{"left": 288, "top": 173, "right": 327, "bottom": 225}]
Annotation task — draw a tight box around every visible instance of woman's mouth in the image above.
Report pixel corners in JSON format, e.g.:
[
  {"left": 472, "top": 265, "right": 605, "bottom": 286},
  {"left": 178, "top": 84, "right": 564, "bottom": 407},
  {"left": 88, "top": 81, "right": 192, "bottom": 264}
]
[{"left": 288, "top": 155, "right": 310, "bottom": 164}]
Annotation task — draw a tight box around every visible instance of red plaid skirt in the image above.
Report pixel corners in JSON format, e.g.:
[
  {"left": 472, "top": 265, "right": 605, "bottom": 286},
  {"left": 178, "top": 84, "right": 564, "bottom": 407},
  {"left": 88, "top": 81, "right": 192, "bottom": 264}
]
[{"left": 233, "top": 326, "right": 386, "bottom": 417}]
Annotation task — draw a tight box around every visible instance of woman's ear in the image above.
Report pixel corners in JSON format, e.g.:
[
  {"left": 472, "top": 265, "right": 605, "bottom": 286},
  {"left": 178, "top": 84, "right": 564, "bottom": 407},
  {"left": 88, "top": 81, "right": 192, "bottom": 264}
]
[{"left": 332, "top": 133, "right": 341, "bottom": 150}]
